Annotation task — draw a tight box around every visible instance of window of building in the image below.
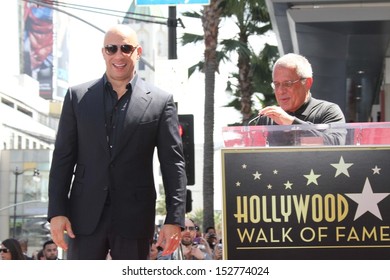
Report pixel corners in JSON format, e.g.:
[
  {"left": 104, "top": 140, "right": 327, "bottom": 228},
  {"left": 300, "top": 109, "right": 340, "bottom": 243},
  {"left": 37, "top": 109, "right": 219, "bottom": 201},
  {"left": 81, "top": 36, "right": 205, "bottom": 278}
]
[
  {"left": 1, "top": 97, "right": 14, "bottom": 108},
  {"left": 10, "top": 133, "right": 14, "bottom": 149},
  {"left": 17, "top": 105, "right": 33, "bottom": 117},
  {"left": 18, "top": 135, "right": 22, "bottom": 149}
]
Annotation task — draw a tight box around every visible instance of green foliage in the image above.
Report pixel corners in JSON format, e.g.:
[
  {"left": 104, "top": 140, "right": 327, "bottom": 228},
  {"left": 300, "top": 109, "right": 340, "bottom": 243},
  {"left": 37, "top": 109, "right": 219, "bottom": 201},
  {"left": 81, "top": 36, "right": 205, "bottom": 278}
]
[
  {"left": 181, "top": 10, "right": 202, "bottom": 19},
  {"left": 180, "top": 0, "right": 279, "bottom": 125},
  {"left": 182, "top": 33, "right": 204, "bottom": 45},
  {"left": 155, "top": 193, "right": 167, "bottom": 216},
  {"left": 186, "top": 208, "right": 203, "bottom": 231},
  {"left": 188, "top": 61, "right": 204, "bottom": 76},
  {"left": 250, "top": 43, "right": 279, "bottom": 108}
]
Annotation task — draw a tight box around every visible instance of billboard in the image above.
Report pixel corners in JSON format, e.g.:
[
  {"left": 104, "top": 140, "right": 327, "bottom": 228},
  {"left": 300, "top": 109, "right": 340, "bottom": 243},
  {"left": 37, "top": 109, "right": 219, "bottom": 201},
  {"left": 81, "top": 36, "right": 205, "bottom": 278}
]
[
  {"left": 23, "top": 2, "right": 54, "bottom": 99},
  {"left": 22, "top": 2, "right": 69, "bottom": 100},
  {"left": 52, "top": 7, "right": 70, "bottom": 100}
]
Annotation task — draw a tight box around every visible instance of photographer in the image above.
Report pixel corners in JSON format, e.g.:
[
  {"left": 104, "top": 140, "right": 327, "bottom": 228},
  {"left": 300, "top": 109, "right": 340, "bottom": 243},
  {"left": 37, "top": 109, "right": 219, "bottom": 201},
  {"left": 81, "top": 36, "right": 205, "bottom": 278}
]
[{"left": 213, "top": 239, "right": 223, "bottom": 260}]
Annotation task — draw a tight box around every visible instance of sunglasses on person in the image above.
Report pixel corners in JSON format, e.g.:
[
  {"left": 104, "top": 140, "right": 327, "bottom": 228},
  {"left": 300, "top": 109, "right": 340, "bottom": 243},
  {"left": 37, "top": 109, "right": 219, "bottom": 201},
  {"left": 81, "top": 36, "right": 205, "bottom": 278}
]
[
  {"left": 104, "top": 44, "right": 138, "bottom": 55},
  {"left": 183, "top": 226, "right": 196, "bottom": 231},
  {"left": 0, "top": 248, "right": 9, "bottom": 253}
]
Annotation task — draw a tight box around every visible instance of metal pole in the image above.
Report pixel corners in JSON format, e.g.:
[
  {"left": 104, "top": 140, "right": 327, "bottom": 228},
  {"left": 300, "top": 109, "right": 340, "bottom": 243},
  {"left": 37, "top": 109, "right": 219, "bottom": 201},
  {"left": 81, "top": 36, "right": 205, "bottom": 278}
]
[
  {"left": 11, "top": 167, "right": 40, "bottom": 238},
  {"left": 13, "top": 167, "right": 21, "bottom": 238},
  {"left": 168, "top": 6, "right": 177, "bottom": 60}
]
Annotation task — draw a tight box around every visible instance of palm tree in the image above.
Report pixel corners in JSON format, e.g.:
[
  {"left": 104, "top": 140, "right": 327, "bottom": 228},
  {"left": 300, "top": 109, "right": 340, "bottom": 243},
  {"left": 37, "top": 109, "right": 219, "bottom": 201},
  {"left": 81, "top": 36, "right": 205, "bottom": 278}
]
[
  {"left": 180, "top": 0, "right": 277, "bottom": 230},
  {"left": 200, "top": 0, "right": 223, "bottom": 232},
  {"left": 220, "top": 0, "right": 276, "bottom": 124},
  {"left": 181, "top": 0, "right": 224, "bottom": 231},
  {"left": 251, "top": 43, "right": 279, "bottom": 108},
  {"left": 225, "top": 43, "right": 279, "bottom": 126}
]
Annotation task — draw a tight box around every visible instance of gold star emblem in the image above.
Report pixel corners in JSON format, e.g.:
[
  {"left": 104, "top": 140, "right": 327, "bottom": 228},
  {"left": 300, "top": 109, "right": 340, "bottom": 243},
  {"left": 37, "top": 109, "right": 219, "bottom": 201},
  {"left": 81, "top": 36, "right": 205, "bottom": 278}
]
[
  {"left": 253, "top": 171, "right": 261, "bottom": 180},
  {"left": 304, "top": 169, "right": 321, "bottom": 186},
  {"left": 331, "top": 156, "right": 353, "bottom": 177},
  {"left": 372, "top": 165, "right": 381, "bottom": 175},
  {"left": 284, "top": 181, "right": 293, "bottom": 189}
]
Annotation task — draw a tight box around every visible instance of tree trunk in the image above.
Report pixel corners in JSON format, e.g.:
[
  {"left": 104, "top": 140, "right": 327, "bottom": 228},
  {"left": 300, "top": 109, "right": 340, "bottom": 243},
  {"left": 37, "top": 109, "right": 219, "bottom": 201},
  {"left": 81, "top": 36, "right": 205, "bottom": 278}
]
[
  {"left": 201, "top": 0, "right": 222, "bottom": 232},
  {"left": 238, "top": 46, "right": 253, "bottom": 123}
]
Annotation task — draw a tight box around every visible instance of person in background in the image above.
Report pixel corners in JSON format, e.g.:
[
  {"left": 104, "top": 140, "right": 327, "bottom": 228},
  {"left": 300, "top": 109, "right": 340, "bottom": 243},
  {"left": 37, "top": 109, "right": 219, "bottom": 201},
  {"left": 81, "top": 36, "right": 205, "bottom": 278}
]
[
  {"left": 213, "top": 239, "right": 223, "bottom": 260},
  {"left": 42, "top": 240, "right": 59, "bottom": 260},
  {"left": 33, "top": 249, "right": 46, "bottom": 260},
  {"left": 204, "top": 226, "right": 216, "bottom": 235},
  {"left": 205, "top": 232, "right": 218, "bottom": 252},
  {"left": 255, "top": 53, "right": 346, "bottom": 145},
  {"left": 18, "top": 238, "right": 33, "bottom": 260},
  {"left": 0, "top": 238, "right": 26, "bottom": 260},
  {"left": 204, "top": 226, "right": 217, "bottom": 251},
  {"left": 158, "top": 218, "right": 212, "bottom": 260},
  {"left": 47, "top": 24, "right": 187, "bottom": 260}
]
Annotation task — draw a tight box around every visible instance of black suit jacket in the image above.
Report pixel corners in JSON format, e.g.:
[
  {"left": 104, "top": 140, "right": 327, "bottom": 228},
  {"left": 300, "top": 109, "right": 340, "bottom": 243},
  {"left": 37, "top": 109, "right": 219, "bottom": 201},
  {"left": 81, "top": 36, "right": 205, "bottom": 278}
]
[{"left": 48, "top": 76, "right": 187, "bottom": 239}]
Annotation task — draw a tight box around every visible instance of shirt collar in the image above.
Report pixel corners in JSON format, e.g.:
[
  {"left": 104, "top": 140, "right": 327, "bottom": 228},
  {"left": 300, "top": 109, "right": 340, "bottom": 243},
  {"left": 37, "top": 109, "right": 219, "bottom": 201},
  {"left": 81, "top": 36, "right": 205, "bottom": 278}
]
[
  {"left": 289, "top": 95, "right": 313, "bottom": 117},
  {"left": 103, "top": 73, "right": 138, "bottom": 93}
]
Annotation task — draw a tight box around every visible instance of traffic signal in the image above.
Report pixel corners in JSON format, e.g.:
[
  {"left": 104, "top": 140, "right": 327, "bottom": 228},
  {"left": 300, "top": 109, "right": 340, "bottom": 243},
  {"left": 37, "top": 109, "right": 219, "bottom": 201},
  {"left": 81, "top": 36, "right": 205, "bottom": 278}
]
[
  {"left": 186, "top": 189, "right": 192, "bottom": 213},
  {"left": 178, "top": 114, "right": 195, "bottom": 185}
]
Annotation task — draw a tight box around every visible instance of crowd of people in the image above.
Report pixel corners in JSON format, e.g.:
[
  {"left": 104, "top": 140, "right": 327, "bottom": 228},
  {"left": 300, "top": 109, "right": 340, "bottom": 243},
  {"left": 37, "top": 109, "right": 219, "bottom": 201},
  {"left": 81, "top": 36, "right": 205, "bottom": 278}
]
[
  {"left": 151, "top": 218, "right": 223, "bottom": 261},
  {"left": 0, "top": 238, "right": 59, "bottom": 260},
  {"left": 1, "top": 222, "right": 223, "bottom": 260}
]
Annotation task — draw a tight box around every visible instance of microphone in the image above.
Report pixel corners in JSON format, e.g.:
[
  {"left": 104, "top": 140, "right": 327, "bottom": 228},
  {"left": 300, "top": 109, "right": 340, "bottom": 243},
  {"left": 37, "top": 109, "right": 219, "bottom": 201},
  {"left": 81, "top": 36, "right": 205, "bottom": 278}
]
[{"left": 247, "top": 115, "right": 260, "bottom": 125}]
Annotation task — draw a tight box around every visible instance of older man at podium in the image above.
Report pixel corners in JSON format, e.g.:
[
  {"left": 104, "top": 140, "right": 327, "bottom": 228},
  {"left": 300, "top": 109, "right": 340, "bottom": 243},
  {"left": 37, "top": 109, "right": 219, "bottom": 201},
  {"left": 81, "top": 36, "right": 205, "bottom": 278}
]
[{"left": 255, "top": 53, "right": 346, "bottom": 145}]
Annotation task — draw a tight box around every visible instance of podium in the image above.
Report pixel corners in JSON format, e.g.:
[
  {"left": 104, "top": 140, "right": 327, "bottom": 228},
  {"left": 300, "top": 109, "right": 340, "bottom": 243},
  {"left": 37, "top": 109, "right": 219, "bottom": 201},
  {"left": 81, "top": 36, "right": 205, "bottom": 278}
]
[{"left": 221, "top": 122, "right": 390, "bottom": 259}]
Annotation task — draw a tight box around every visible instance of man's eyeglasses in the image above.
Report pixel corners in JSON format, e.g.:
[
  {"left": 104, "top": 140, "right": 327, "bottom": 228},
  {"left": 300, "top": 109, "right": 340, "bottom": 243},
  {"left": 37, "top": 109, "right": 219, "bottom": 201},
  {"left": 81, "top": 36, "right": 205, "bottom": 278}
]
[
  {"left": 0, "top": 248, "right": 9, "bottom": 253},
  {"left": 104, "top": 44, "right": 138, "bottom": 55},
  {"left": 183, "top": 226, "right": 196, "bottom": 231},
  {"left": 271, "top": 78, "right": 306, "bottom": 90}
]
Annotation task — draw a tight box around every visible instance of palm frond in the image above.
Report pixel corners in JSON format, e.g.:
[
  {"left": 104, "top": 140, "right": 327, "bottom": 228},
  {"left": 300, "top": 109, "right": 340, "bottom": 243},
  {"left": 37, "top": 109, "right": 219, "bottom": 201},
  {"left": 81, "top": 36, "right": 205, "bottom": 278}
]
[
  {"left": 181, "top": 11, "right": 202, "bottom": 19},
  {"left": 181, "top": 33, "right": 204, "bottom": 45}
]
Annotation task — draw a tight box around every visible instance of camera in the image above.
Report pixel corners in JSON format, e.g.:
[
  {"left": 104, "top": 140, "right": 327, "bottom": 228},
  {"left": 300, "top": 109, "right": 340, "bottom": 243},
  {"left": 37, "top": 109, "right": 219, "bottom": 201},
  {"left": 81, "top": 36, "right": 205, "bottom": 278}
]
[
  {"left": 193, "top": 237, "right": 201, "bottom": 244},
  {"left": 193, "top": 237, "right": 206, "bottom": 250}
]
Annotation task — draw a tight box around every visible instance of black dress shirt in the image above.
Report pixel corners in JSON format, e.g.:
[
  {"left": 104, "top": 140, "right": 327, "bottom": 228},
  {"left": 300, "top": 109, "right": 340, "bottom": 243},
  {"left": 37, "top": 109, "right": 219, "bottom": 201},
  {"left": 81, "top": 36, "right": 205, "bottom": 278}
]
[{"left": 104, "top": 75, "right": 137, "bottom": 155}]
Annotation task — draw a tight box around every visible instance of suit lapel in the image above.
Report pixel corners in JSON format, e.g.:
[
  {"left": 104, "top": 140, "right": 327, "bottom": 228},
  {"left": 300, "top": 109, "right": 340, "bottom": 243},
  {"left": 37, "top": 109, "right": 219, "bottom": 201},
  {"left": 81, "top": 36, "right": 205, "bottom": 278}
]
[{"left": 111, "top": 79, "right": 152, "bottom": 160}]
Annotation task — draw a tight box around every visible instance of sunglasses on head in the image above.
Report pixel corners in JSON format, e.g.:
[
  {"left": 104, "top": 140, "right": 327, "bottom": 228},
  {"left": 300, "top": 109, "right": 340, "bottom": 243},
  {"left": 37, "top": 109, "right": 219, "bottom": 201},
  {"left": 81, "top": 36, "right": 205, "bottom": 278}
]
[
  {"left": 104, "top": 44, "right": 138, "bottom": 55},
  {"left": 0, "top": 248, "right": 9, "bottom": 253}
]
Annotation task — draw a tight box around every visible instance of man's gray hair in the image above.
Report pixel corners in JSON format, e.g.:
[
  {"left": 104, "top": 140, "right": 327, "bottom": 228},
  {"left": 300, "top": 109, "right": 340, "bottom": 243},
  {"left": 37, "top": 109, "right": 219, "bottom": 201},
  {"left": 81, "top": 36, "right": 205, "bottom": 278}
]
[{"left": 273, "top": 53, "right": 313, "bottom": 78}]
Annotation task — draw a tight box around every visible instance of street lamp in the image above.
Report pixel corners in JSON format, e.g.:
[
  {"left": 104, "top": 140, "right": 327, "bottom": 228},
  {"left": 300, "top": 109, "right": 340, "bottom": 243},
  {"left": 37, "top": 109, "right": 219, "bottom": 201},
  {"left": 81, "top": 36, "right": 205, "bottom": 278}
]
[{"left": 12, "top": 167, "right": 40, "bottom": 238}]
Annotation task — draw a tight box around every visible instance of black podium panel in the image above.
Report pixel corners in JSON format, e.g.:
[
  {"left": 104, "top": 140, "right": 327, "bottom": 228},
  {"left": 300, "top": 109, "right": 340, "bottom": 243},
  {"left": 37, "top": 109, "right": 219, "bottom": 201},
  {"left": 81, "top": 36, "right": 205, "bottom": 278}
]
[{"left": 221, "top": 146, "right": 390, "bottom": 259}]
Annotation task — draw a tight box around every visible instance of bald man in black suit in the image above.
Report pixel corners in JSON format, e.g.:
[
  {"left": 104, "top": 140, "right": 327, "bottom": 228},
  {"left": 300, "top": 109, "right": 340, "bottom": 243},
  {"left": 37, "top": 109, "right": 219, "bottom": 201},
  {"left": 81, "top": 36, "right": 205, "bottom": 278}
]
[{"left": 48, "top": 24, "right": 186, "bottom": 260}]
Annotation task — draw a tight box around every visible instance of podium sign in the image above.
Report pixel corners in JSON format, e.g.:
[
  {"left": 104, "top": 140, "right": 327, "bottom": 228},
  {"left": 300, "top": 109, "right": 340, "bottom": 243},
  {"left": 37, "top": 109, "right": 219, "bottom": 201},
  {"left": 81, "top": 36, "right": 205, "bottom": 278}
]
[{"left": 222, "top": 145, "right": 390, "bottom": 259}]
